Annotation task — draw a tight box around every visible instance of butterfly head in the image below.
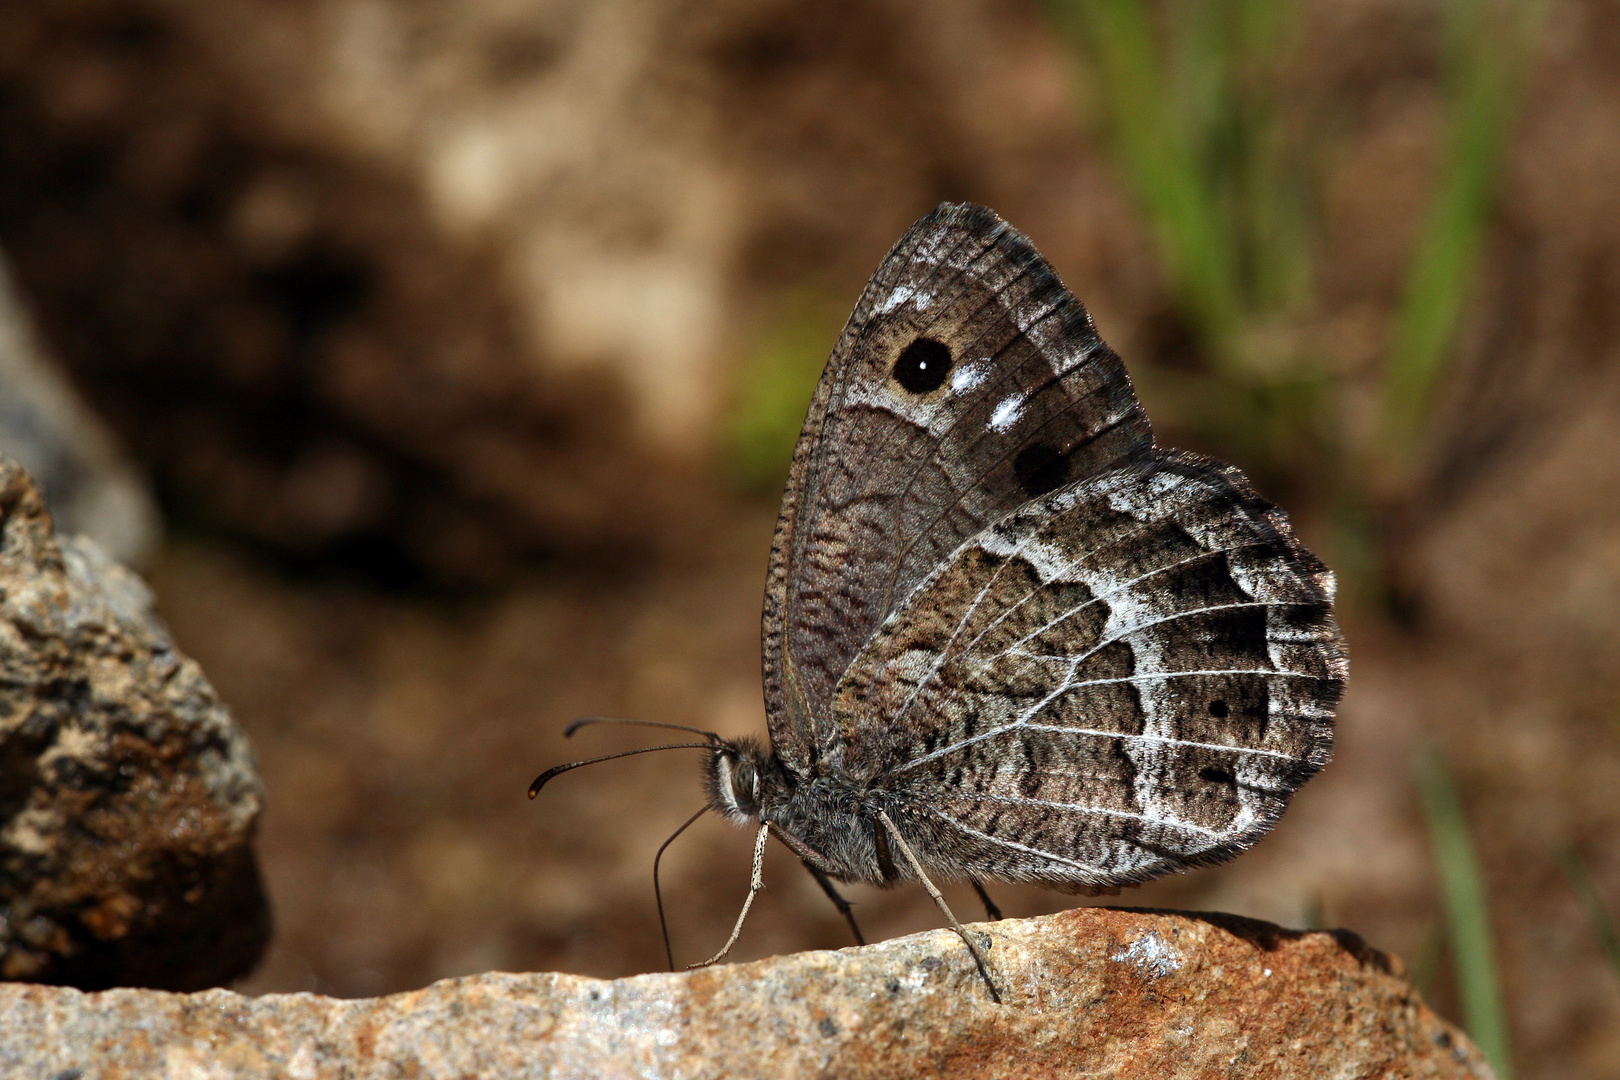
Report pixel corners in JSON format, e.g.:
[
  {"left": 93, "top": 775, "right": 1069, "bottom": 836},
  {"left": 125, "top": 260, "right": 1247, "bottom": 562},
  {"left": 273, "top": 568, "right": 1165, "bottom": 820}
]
[{"left": 706, "top": 737, "right": 785, "bottom": 824}]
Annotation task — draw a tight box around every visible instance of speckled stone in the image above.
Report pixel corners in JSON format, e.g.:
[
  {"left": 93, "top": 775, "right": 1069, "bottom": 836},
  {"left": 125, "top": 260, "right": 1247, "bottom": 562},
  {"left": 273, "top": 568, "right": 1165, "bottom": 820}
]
[
  {"left": 0, "top": 907, "right": 1493, "bottom": 1079},
  {"left": 0, "top": 456, "right": 267, "bottom": 990}
]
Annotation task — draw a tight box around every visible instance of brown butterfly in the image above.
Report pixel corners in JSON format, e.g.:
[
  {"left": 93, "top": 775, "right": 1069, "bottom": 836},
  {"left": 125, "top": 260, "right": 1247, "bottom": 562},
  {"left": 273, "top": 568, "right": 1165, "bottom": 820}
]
[{"left": 533, "top": 204, "right": 1346, "bottom": 1002}]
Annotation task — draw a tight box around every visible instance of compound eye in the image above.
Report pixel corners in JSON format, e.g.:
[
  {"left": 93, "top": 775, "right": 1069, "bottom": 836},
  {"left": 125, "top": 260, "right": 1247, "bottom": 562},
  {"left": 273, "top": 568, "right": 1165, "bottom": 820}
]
[{"left": 731, "top": 759, "right": 757, "bottom": 811}]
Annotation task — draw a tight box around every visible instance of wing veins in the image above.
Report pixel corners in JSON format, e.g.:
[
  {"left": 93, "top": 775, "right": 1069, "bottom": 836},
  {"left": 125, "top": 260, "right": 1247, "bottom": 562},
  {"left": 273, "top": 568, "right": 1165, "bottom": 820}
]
[
  {"left": 869, "top": 260, "right": 1060, "bottom": 582},
  {"left": 1018, "top": 599, "right": 1275, "bottom": 690},
  {"left": 880, "top": 668, "right": 1301, "bottom": 783},
  {"left": 959, "top": 491, "right": 1268, "bottom": 666},
  {"left": 779, "top": 224, "right": 996, "bottom": 723},
  {"left": 946, "top": 792, "right": 1220, "bottom": 837},
  {"left": 999, "top": 667, "right": 1332, "bottom": 685},
  {"left": 1018, "top": 723, "right": 1297, "bottom": 760},
  {"left": 788, "top": 221, "right": 993, "bottom": 581},
  {"left": 920, "top": 807, "right": 1113, "bottom": 876},
  {"left": 804, "top": 232, "right": 1127, "bottom": 726},
  {"left": 887, "top": 545, "right": 1023, "bottom": 726},
  {"left": 886, "top": 536, "right": 1269, "bottom": 734},
  {"left": 882, "top": 324, "right": 1111, "bottom": 602},
  {"left": 858, "top": 233, "right": 1113, "bottom": 611},
  {"left": 990, "top": 545, "right": 1269, "bottom": 663},
  {"left": 947, "top": 481, "right": 1229, "bottom": 665},
  {"left": 879, "top": 468, "right": 1112, "bottom": 731}
]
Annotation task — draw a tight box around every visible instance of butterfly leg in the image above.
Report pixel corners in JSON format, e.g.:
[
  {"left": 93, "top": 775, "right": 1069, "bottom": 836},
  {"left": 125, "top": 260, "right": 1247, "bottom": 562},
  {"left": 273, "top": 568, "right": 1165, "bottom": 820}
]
[
  {"left": 875, "top": 810, "right": 1002, "bottom": 1004},
  {"left": 690, "top": 821, "right": 769, "bottom": 968},
  {"left": 802, "top": 860, "right": 866, "bottom": 946},
  {"left": 969, "top": 878, "right": 1003, "bottom": 921}
]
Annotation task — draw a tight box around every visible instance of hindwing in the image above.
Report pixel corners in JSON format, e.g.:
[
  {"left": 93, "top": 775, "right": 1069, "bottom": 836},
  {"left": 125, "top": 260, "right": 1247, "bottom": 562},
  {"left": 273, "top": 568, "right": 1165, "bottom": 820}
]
[{"left": 829, "top": 450, "right": 1346, "bottom": 890}]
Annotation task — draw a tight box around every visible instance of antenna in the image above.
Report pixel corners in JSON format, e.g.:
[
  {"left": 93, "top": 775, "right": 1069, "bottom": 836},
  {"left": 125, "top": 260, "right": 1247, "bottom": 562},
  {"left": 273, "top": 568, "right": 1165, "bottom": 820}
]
[
  {"left": 563, "top": 716, "right": 721, "bottom": 740},
  {"left": 527, "top": 743, "right": 716, "bottom": 799}
]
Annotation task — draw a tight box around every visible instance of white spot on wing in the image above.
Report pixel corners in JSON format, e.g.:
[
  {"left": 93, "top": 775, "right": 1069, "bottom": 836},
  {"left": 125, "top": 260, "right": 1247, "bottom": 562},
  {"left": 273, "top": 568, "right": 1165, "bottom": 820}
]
[
  {"left": 950, "top": 360, "right": 990, "bottom": 394},
  {"left": 874, "top": 284, "right": 937, "bottom": 315},
  {"left": 988, "top": 393, "right": 1025, "bottom": 432},
  {"left": 875, "top": 284, "right": 916, "bottom": 314},
  {"left": 1112, "top": 931, "right": 1183, "bottom": 978}
]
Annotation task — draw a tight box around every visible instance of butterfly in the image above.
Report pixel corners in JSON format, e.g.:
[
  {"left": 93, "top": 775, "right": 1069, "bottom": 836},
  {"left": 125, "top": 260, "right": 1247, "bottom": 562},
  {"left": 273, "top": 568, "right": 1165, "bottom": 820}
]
[{"left": 533, "top": 203, "right": 1346, "bottom": 1003}]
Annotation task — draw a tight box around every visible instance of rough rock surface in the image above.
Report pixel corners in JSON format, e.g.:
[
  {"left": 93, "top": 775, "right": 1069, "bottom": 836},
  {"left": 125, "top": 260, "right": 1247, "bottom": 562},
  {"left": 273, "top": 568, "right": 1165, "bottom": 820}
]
[
  {"left": 0, "top": 456, "right": 267, "bottom": 990},
  {"left": 0, "top": 908, "right": 1491, "bottom": 1079}
]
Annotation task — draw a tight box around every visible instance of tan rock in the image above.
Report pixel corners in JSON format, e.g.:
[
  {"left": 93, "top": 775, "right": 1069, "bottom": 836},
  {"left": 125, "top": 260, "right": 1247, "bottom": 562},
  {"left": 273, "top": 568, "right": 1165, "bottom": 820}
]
[{"left": 0, "top": 908, "right": 1491, "bottom": 1078}]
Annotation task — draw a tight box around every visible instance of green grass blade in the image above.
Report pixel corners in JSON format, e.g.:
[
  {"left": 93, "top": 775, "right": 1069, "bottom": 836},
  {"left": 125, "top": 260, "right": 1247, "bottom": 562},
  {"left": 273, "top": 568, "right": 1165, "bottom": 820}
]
[
  {"left": 1559, "top": 845, "right": 1620, "bottom": 987},
  {"left": 1415, "top": 747, "right": 1513, "bottom": 1079},
  {"left": 1050, "top": 0, "right": 1244, "bottom": 371},
  {"left": 1382, "top": 0, "right": 1541, "bottom": 457}
]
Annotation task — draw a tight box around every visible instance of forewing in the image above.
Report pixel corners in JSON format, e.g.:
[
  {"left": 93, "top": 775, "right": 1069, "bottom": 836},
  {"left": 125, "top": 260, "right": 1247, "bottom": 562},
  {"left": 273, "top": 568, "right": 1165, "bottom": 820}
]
[
  {"left": 830, "top": 450, "right": 1346, "bottom": 890},
  {"left": 763, "top": 204, "right": 1153, "bottom": 771}
]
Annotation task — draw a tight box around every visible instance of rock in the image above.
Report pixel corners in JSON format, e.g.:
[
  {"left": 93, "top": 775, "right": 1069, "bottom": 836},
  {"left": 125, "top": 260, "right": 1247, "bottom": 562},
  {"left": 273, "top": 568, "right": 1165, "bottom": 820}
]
[
  {"left": 0, "top": 456, "right": 268, "bottom": 990},
  {"left": 0, "top": 908, "right": 1491, "bottom": 1078},
  {"left": 0, "top": 254, "right": 160, "bottom": 568}
]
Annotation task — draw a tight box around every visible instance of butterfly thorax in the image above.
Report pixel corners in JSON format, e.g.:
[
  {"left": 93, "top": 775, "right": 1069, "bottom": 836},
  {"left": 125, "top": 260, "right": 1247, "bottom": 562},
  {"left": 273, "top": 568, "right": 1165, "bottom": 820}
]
[{"left": 706, "top": 740, "right": 896, "bottom": 885}]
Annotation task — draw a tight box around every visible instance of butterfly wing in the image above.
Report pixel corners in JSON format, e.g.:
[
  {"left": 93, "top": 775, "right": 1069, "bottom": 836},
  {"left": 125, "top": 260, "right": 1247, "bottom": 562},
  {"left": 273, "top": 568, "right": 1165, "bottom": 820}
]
[
  {"left": 830, "top": 450, "right": 1346, "bottom": 890},
  {"left": 763, "top": 204, "right": 1153, "bottom": 772}
]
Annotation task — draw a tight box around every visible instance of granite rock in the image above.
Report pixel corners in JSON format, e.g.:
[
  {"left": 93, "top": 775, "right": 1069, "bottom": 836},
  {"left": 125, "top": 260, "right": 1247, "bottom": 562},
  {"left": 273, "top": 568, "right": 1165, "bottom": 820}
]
[
  {"left": 0, "top": 907, "right": 1492, "bottom": 1079},
  {"left": 0, "top": 457, "right": 268, "bottom": 990}
]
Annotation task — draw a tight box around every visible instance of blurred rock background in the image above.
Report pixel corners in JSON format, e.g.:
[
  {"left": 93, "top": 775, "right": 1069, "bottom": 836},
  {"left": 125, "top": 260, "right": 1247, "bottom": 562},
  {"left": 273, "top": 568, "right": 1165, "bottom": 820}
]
[{"left": 0, "top": 1, "right": 1616, "bottom": 1077}]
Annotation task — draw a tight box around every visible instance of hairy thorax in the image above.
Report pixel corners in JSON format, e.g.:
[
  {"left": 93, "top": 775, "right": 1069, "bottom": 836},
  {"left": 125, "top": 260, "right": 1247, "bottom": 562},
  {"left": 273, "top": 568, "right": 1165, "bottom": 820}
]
[
  {"left": 709, "top": 743, "right": 896, "bottom": 886},
  {"left": 768, "top": 776, "right": 896, "bottom": 885}
]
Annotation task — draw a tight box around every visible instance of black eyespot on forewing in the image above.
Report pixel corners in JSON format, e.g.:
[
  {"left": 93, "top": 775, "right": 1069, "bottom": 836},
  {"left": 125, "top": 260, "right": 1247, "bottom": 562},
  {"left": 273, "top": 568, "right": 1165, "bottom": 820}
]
[
  {"left": 1208, "top": 699, "right": 1229, "bottom": 718},
  {"left": 1198, "top": 766, "right": 1235, "bottom": 786},
  {"left": 893, "top": 337, "right": 953, "bottom": 394},
  {"left": 1013, "top": 443, "right": 1072, "bottom": 498}
]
